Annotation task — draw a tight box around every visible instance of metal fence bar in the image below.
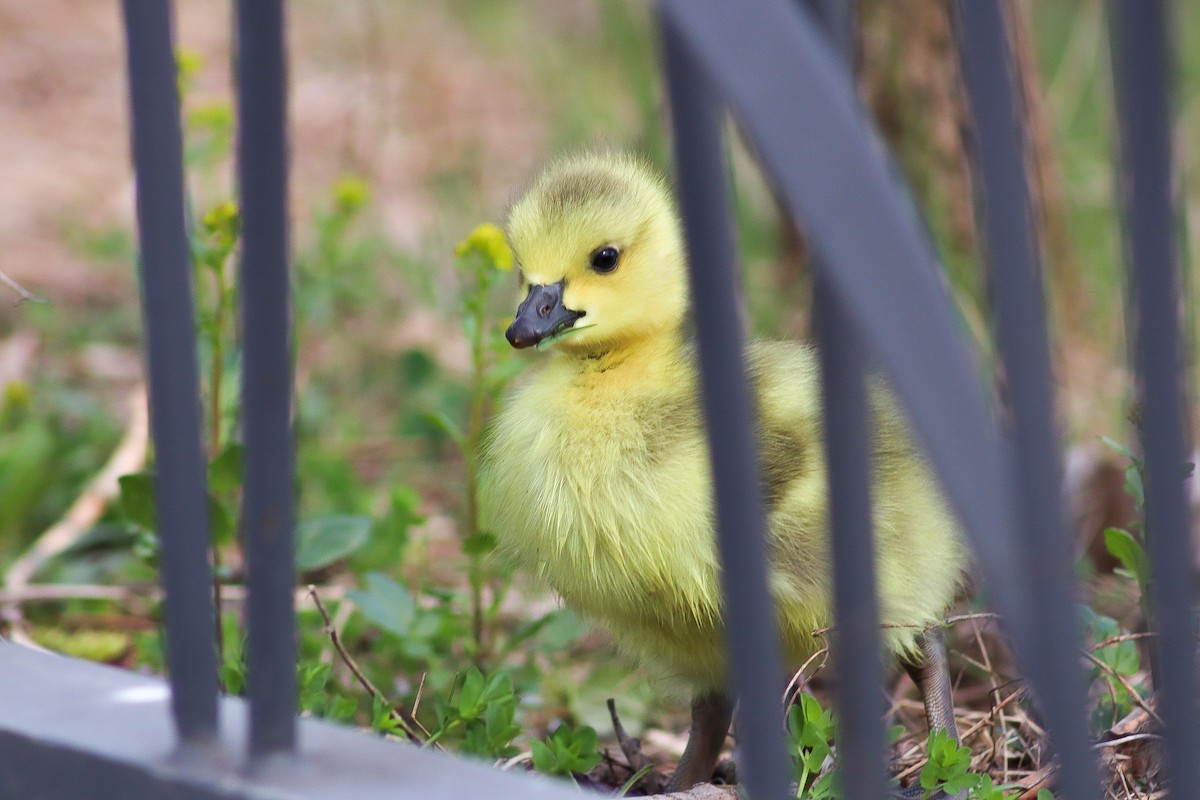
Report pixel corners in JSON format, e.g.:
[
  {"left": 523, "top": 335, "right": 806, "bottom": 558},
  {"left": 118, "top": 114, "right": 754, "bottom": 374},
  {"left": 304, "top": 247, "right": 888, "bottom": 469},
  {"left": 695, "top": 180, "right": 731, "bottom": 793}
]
[
  {"left": 804, "top": 0, "right": 855, "bottom": 64},
  {"left": 953, "top": 5, "right": 1099, "bottom": 800},
  {"left": 815, "top": 281, "right": 887, "bottom": 800},
  {"left": 658, "top": 0, "right": 1033, "bottom": 661},
  {"left": 1111, "top": 1, "right": 1200, "bottom": 795},
  {"left": 119, "top": 0, "right": 219, "bottom": 747},
  {"left": 235, "top": 0, "right": 298, "bottom": 759},
  {"left": 661, "top": 14, "right": 793, "bottom": 800},
  {"left": 802, "top": 3, "right": 888, "bottom": 798}
]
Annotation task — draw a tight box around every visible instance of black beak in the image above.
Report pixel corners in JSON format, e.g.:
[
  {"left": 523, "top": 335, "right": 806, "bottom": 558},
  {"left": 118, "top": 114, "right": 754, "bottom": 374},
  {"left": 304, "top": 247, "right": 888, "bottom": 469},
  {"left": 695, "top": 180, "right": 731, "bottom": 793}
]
[{"left": 505, "top": 281, "right": 585, "bottom": 349}]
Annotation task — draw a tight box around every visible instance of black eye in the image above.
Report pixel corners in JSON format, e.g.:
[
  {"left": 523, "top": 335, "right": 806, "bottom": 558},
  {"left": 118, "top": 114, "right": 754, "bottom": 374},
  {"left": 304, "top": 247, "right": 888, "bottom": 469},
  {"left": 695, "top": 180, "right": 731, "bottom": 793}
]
[{"left": 590, "top": 246, "right": 620, "bottom": 273}]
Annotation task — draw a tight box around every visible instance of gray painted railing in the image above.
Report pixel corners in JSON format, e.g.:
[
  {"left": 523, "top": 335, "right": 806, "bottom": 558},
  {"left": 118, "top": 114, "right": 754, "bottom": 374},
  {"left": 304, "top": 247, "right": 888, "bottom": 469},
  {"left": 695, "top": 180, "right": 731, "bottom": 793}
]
[
  {"left": 1111, "top": 1, "right": 1198, "bottom": 794},
  {"left": 955, "top": 4, "right": 1096, "bottom": 796},
  {"left": 120, "top": 0, "right": 219, "bottom": 749},
  {"left": 0, "top": 1, "right": 1192, "bottom": 798},
  {"left": 236, "top": 0, "right": 299, "bottom": 761}
]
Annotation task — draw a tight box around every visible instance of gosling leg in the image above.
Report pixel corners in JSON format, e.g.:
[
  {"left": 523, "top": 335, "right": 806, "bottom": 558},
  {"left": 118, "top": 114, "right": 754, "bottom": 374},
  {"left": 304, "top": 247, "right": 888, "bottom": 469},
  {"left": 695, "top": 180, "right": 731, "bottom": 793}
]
[
  {"left": 902, "top": 628, "right": 959, "bottom": 743},
  {"left": 893, "top": 629, "right": 967, "bottom": 800},
  {"left": 665, "top": 691, "right": 734, "bottom": 791}
]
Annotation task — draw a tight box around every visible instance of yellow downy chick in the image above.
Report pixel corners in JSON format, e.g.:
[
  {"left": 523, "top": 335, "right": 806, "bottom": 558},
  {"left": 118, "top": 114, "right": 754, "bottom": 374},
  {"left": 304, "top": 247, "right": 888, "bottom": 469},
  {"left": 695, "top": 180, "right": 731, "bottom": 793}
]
[{"left": 481, "top": 151, "right": 966, "bottom": 788}]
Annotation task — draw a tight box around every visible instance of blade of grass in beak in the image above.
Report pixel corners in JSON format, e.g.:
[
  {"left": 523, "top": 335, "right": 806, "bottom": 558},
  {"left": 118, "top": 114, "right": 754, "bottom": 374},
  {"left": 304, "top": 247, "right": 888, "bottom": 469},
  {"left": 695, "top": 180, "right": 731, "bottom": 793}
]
[{"left": 535, "top": 323, "right": 595, "bottom": 351}]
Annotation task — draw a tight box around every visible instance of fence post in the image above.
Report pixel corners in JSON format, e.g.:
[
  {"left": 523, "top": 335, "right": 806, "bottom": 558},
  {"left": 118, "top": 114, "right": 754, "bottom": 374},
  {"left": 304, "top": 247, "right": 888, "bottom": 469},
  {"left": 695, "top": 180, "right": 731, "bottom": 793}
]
[
  {"left": 1111, "top": 1, "right": 1200, "bottom": 794},
  {"left": 661, "top": 12, "right": 794, "bottom": 799},
  {"left": 235, "top": 0, "right": 298, "bottom": 761},
  {"left": 120, "top": 0, "right": 220, "bottom": 749},
  {"left": 801, "top": 3, "right": 889, "bottom": 799},
  {"left": 954, "top": 4, "right": 1099, "bottom": 799}
]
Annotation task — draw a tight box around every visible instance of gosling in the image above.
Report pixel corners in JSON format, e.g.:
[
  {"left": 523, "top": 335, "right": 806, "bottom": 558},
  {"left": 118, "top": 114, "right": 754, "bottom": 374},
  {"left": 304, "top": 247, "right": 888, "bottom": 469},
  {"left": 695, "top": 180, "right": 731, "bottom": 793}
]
[{"left": 481, "top": 151, "right": 966, "bottom": 790}]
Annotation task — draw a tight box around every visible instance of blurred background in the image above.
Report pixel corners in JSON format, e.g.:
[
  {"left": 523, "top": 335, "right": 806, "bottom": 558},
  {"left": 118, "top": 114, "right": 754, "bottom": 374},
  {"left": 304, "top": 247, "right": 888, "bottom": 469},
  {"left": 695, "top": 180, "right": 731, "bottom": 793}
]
[{"left": 0, "top": 0, "right": 1197, "bottom": 792}]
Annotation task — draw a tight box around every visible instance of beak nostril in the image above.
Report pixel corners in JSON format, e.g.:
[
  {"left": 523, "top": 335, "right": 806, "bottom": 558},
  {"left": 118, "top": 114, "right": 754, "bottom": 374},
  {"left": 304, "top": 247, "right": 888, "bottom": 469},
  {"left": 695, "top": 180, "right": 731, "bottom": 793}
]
[{"left": 507, "top": 281, "right": 580, "bottom": 349}]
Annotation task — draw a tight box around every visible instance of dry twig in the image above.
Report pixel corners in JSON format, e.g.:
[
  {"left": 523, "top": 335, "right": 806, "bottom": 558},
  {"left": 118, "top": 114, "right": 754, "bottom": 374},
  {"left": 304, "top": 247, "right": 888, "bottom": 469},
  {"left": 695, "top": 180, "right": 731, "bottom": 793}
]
[
  {"left": 607, "top": 698, "right": 665, "bottom": 794},
  {"left": 639, "top": 786, "right": 739, "bottom": 800},
  {"left": 0, "top": 582, "right": 346, "bottom": 607},
  {"left": 783, "top": 647, "right": 829, "bottom": 708},
  {"left": 0, "top": 269, "right": 48, "bottom": 304},
  {"left": 1014, "top": 764, "right": 1056, "bottom": 800},
  {"left": 1081, "top": 651, "right": 1163, "bottom": 728},
  {"left": 306, "top": 585, "right": 431, "bottom": 743}
]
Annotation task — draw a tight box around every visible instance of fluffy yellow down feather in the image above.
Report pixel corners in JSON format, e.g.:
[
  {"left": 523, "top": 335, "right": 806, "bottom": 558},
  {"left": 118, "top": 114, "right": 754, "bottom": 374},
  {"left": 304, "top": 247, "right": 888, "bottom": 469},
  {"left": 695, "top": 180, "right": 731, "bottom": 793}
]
[{"left": 481, "top": 151, "right": 965, "bottom": 695}]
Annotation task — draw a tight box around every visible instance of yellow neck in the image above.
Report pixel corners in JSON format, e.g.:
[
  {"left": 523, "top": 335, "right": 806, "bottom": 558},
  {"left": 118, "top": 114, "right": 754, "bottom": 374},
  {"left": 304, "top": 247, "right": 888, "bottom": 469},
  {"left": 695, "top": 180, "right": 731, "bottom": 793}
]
[{"left": 555, "top": 326, "right": 691, "bottom": 385}]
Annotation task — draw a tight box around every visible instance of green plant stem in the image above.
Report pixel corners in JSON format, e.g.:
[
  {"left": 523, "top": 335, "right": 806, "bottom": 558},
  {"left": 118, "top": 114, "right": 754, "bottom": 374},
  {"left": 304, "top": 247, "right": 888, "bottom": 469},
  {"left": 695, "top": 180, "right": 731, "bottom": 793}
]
[
  {"left": 209, "top": 259, "right": 229, "bottom": 684},
  {"left": 464, "top": 275, "right": 489, "bottom": 661}
]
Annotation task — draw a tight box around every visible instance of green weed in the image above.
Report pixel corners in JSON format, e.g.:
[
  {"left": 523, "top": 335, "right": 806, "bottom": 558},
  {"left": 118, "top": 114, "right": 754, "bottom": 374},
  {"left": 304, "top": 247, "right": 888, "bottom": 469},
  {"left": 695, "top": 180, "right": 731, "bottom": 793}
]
[{"left": 530, "top": 723, "right": 603, "bottom": 778}]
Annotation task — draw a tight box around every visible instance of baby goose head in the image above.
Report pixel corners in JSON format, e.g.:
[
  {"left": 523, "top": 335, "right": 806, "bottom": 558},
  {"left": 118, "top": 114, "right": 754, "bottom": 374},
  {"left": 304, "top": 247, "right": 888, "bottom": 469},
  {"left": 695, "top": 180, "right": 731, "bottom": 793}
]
[{"left": 505, "top": 152, "right": 688, "bottom": 356}]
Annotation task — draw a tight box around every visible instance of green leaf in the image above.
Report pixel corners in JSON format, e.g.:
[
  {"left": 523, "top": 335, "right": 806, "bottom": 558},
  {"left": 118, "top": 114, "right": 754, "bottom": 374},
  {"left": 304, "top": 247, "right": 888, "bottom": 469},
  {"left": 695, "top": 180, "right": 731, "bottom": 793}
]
[
  {"left": 944, "top": 774, "right": 980, "bottom": 794},
  {"left": 1088, "top": 611, "right": 1119, "bottom": 640},
  {"left": 921, "top": 728, "right": 974, "bottom": 796},
  {"left": 801, "top": 693, "right": 823, "bottom": 722},
  {"left": 208, "top": 443, "right": 243, "bottom": 495},
  {"left": 457, "top": 667, "right": 485, "bottom": 717},
  {"left": 462, "top": 532, "right": 497, "bottom": 557},
  {"left": 573, "top": 726, "right": 598, "bottom": 756},
  {"left": 1095, "top": 636, "right": 1140, "bottom": 676},
  {"left": 221, "top": 662, "right": 244, "bottom": 695},
  {"left": 1037, "top": 790, "right": 1055, "bottom": 800},
  {"left": 530, "top": 739, "right": 557, "bottom": 774},
  {"left": 810, "top": 772, "right": 841, "bottom": 800},
  {"left": 1103, "top": 527, "right": 1150, "bottom": 588},
  {"left": 296, "top": 515, "right": 372, "bottom": 571},
  {"left": 327, "top": 695, "right": 358, "bottom": 722},
  {"left": 787, "top": 704, "right": 804, "bottom": 740},
  {"left": 1124, "top": 465, "right": 1145, "bottom": 510},
  {"left": 399, "top": 349, "right": 438, "bottom": 387},
  {"left": 1098, "top": 436, "right": 1137, "bottom": 463},
  {"left": 209, "top": 494, "right": 234, "bottom": 544},
  {"left": 346, "top": 572, "right": 415, "bottom": 636},
  {"left": 484, "top": 698, "right": 514, "bottom": 741},
  {"left": 118, "top": 473, "right": 157, "bottom": 530},
  {"left": 422, "top": 410, "right": 466, "bottom": 449},
  {"left": 616, "top": 764, "right": 656, "bottom": 797},
  {"left": 482, "top": 670, "right": 514, "bottom": 704},
  {"left": 534, "top": 725, "right": 601, "bottom": 775}
]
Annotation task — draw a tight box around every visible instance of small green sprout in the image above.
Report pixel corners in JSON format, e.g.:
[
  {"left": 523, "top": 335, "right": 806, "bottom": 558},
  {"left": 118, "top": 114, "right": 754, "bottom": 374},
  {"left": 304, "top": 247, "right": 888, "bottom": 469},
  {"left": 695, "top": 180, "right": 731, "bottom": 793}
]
[
  {"left": 428, "top": 667, "right": 523, "bottom": 759},
  {"left": 920, "top": 728, "right": 975, "bottom": 798},
  {"left": 451, "top": 222, "right": 524, "bottom": 660},
  {"left": 531, "top": 724, "right": 603, "bottom": 777},
  {"left": 787, "top": 693, "right": 836, "bottom": 798}
]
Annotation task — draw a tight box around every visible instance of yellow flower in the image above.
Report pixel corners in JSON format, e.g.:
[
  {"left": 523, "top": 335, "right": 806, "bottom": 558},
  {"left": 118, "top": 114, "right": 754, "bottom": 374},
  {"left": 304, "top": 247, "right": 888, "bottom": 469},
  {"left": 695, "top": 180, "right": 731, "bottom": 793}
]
[
  {"left": 187, "top": 102, "right": 233, "bottom": 136},
  {"left": 176, "top": 49, "right": 204, "bottom": 79},
  {"left": 202, "top": 200, "right": 239, "bottom": 232},
  {"left": 175, "top": 48, "right": 204, "bottom": 97},
  {"left": 3, "top": 380, "right": 31, "bottom": 412},
  {"left": 333, "top": 177, "right": 370, "bottom": 213},
  {"left": 455, "top": 222, "right": 513, "bottom": 271},
  {"left": 202, "top": 200, "right": 241, "bottom": 248}
]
